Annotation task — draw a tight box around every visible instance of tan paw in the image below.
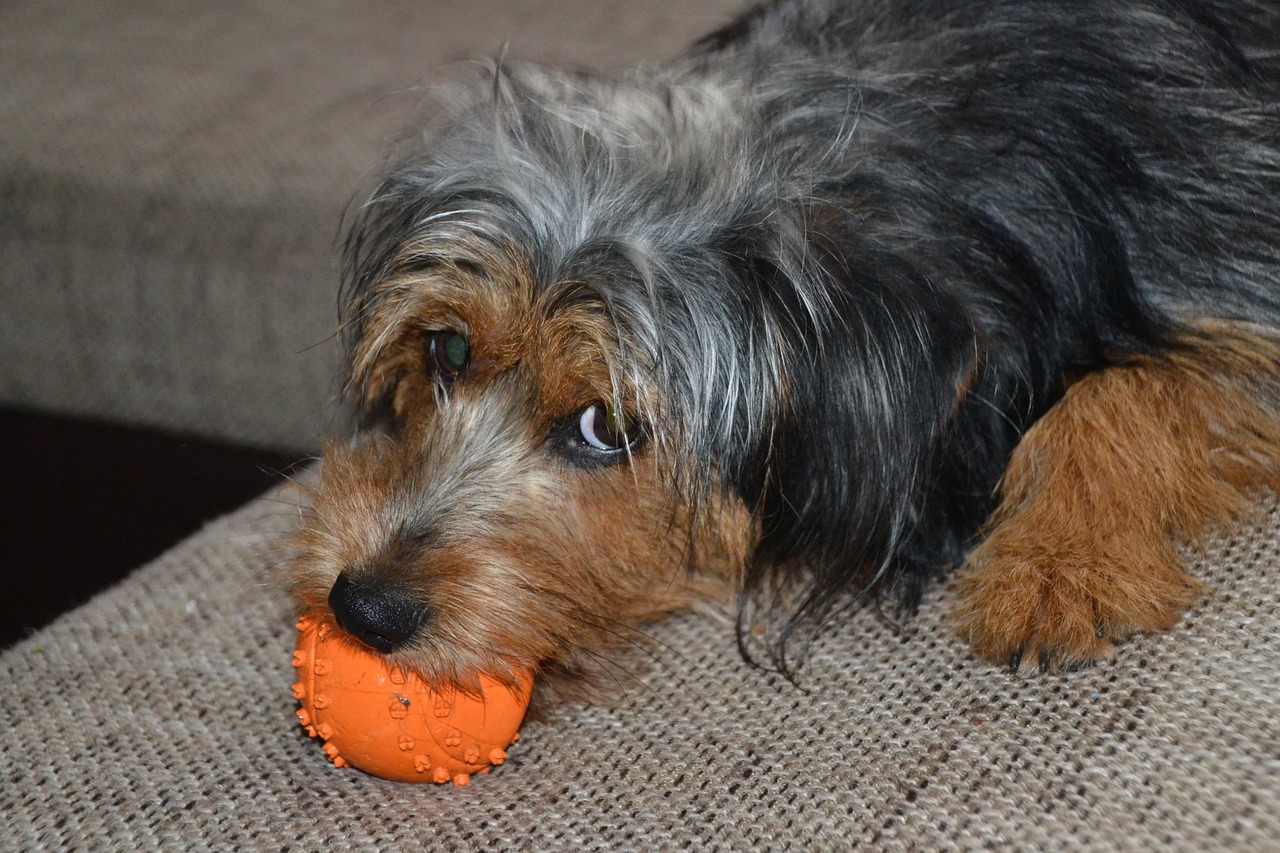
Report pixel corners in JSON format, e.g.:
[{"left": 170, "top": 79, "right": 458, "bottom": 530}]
[{"left": 954, "top": 529, "right": 1204, "bottom": 673}]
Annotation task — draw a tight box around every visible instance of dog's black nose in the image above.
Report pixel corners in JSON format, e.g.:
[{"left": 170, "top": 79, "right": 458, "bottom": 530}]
[{"left": 327, "top": 571, "right": 430, "bottom": 653}]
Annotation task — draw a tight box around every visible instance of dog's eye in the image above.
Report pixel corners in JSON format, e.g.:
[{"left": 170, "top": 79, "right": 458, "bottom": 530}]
[
  {"left": 426, "top": 330, "right": 468, "bottom": 380},
  {"left": 577, "top": 403, "right": 639, "bottom": 452}
]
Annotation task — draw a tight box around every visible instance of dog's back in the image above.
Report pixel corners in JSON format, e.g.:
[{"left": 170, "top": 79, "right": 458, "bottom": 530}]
[{"left": 692, "top": 0, "right": 1280, "bottom": 323}]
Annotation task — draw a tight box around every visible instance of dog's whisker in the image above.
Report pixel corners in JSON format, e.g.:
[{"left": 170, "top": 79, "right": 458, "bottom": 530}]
[
  {"left": 250, "top": 495, "right": 309, "bottom": 512},
  {"left": 555, "top": 635, "right": 659, "bottom": 705},
  {"left": 569, "top": 610, "right": 691, "bottom": 676}
]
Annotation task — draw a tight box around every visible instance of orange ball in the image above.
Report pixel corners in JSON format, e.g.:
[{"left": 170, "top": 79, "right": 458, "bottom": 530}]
[{"left": 292, "top": 612, "right": 533, "bottom": 785}]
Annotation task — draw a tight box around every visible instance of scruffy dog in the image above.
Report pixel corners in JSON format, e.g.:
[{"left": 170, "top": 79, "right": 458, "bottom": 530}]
[{"left": 289, "top": 0, "right": 1280, "bottom": 703}]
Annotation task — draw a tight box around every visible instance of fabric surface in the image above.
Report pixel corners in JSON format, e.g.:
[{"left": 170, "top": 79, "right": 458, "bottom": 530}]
[
  {"left": 3, "top": 487, "right": 1277, "bottom": 850},
  {"left": 0, "top": 0, "right": 742, "bottom": 451}
]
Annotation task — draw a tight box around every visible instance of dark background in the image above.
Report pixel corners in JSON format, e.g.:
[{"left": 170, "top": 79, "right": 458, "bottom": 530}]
[{"left": 0, "top": 408, "right": 303, "bottom": 649}]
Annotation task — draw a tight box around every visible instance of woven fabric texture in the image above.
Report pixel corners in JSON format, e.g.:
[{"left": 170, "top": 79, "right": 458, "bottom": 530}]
[
  {"left": 3, "top": 489, "right": 1277, "bottom": 851},
  {"left": 0, "top": 0, "right": 741, "bottom": 450}
]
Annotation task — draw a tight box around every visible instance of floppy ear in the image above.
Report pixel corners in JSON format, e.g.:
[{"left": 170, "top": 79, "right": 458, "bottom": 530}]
[{"left": 730, "top": 205, "right": 994, "bottom": 670}]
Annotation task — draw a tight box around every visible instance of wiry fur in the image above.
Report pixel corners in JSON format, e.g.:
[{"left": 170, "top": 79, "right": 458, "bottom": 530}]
[
  {"left": 289, "top": 0, "right": 1280, "bottom": 701},
  {"left": 956, "top": 320, "right": 1280, "bottom": 671}
]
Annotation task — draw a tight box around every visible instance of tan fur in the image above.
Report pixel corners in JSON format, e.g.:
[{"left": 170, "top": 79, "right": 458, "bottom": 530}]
[
  {"left": 955, "top": 320, "right": 1280, "bottom": 671},
  {"left": 351, "top": 254, "right": 536, "bottom": 417},
  {"left": 290, "top": 262, "right": 755, "bottom": 707}
]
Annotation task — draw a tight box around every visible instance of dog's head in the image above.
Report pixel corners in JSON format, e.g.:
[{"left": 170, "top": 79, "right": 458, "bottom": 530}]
[{"left": 288, "top": 62, "right": 982, "bottom": 694}]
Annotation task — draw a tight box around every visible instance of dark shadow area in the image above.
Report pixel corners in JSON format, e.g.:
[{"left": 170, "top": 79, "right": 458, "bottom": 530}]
[{"left": 0, "top": 408, "right": 305, "bottom": 648}]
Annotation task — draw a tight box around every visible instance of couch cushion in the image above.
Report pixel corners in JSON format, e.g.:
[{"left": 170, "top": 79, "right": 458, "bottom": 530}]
[
  {"left": 0, "top": 0, "right": 742, "bottom": 450},
  {"left": 3, "top": 488, "right": 1276, "bottom": 849}
]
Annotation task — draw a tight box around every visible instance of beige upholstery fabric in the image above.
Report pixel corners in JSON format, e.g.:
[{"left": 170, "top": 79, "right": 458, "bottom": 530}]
[
  {"left": 4, "top": 1, "right": 1278, "bottom": 848},
  {"left": 0, "top": 0, "right": 742, "bottom": 450},
  {"left": 3, "top": 489, "right": 1277, "bottom": 850}
]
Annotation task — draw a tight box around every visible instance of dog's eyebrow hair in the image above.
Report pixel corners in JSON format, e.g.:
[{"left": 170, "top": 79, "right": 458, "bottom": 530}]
[{"left": 387, "top": 256, "right": 497, "bottom": 291}]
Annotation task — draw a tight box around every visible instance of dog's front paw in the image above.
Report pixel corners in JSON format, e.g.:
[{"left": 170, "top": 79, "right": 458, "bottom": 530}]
[{"left": 954, "top": 528, "right": 1204, "bottom": 673}]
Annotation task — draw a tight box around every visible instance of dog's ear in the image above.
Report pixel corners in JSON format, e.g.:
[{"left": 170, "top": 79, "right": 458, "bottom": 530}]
[{"left": 729, "top": 205, "right": 989, "bottom": 671}]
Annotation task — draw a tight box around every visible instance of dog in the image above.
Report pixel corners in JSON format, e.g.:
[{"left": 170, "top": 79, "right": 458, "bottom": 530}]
[{"left": 288, "top": 0, "right": 1280, "bottom": 705}]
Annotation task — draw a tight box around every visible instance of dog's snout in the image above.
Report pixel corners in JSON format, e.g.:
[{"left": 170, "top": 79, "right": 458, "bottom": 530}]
[{"left": 327, "top": 571, "right": 430, "bottom": 653}]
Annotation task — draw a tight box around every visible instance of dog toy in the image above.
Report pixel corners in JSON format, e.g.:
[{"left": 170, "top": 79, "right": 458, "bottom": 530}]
[{"left": 292, "top": 612, "right": 532, "bottom": 785}]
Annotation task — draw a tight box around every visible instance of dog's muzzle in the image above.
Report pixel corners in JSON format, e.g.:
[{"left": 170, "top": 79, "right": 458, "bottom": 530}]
[{"left": 327, "top": 572, "right": 431, "bottom": 653}]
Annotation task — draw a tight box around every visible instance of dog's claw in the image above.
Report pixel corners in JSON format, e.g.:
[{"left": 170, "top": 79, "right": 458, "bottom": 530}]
[{"left": 1005, "top": 647, "right": 1062, "bottom": 674}]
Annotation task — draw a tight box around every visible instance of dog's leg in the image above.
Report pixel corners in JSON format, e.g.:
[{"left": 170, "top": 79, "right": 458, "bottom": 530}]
[{"left": 955, "top": 320, "right": 1280, "bottom": 672}]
